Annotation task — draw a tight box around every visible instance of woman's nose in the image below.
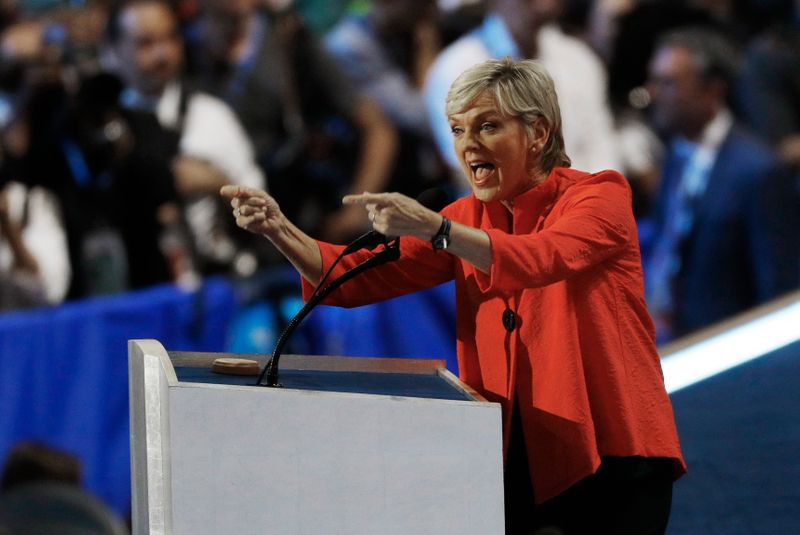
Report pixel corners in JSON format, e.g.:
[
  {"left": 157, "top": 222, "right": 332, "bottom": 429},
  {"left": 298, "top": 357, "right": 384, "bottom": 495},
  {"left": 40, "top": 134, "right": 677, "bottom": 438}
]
[{"left": 457, "top": 129, "right": 480, "bottom": 151}]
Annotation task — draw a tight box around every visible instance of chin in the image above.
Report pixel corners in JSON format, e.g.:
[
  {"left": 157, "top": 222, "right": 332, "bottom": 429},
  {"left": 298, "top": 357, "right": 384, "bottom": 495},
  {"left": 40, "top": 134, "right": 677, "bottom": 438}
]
[{"left": 472, "top": 185, "right": 501, "bottom": 203}]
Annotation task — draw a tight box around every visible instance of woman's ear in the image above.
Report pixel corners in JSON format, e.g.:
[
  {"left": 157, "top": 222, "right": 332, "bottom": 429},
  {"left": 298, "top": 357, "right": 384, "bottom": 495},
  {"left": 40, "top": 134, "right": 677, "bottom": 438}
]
[{"left": 529, "top": 116, "right": 550, "bottom": 153}]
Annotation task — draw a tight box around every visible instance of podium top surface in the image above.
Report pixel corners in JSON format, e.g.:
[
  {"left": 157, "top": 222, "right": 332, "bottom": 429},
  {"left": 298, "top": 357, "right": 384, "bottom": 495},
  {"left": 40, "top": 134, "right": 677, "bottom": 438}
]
[
  {"left": 173, "top": 367, "right": 472, "bottom": 401},
  {"left": 166, "top": 350, "right": 481, "bottom": 402}
]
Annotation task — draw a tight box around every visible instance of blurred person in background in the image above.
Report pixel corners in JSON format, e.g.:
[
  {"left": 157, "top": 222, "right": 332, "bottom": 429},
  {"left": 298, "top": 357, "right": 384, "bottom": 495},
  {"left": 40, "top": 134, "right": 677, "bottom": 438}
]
[
  {"left": 107, "top": 0, "right": 266, "bottom": 279},
  {"left": 0, "top": 0, "right": 110, "bottom": 75},
  {"left": 0, "top": 10, "right": 176, "bottom": 299},
  {"left": 424, "top": 0, "right": 621, "bottom": 194},
  {"left": 607, "top": 1, "right": 721, "bottom": 114},
  {"left": 644, "top": 27, "right": 800, "bottom": 343},
  {"left": 1, "top": 441, "right": 81, "bottom": 491},
  {"left": 602, "top": 1, "right": 794, "bottom": 203},
  {"left": 0, "top": 16, "right": 70, "bottom": 310},
  {"left": 188, "top": 0, "right": 398, "bottom": 244},
  {"left": 324, "top": 0, "right": 452, "bottom": 200},
  {"left": 556, "top": 0, "right": 709, "bottom": 218}
]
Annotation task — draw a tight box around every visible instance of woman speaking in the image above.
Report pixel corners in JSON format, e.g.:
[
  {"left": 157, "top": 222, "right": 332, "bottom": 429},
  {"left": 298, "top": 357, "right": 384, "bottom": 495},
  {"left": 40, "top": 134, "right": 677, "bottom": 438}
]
[{"left": 221, "top": 58, "right": 685, "bottom": 534}]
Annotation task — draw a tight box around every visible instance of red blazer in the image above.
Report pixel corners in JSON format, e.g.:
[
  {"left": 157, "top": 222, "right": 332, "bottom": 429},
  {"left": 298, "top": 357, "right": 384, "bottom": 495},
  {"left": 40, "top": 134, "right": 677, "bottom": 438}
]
[{"left": 302, "top": 167, "right": 686, "bottom": 503}]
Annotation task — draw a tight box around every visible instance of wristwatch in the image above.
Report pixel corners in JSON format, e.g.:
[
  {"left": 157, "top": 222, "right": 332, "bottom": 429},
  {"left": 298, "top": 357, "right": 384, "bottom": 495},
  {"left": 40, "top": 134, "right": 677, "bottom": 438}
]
[{"left": 431, "top": 216, "right": 451, "bottom": 251}]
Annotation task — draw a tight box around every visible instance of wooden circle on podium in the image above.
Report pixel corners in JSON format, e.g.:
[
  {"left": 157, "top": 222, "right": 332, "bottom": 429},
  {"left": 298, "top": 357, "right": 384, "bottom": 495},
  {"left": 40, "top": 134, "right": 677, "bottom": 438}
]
[{"left": 211, "top": 358, "right": 260, "bottom": 376}]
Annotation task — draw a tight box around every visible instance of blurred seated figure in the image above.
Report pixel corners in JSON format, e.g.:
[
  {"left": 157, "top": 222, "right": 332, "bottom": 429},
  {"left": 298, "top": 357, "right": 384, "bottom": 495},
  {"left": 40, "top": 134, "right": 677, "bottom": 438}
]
[
  {"left": 644, "top": 27, "right": 800, "bottom": 343},
  {"left": 324, "top": 0, "right": 451, "bottom": 199},
  {"left": 107, "top": 0, "right": 266, "bottom": 278},
  {"left": 0, "top": 484, "right": 129, "bottom": 535},
  {"left": 188, "top": 0, "right": 398, "bottom": 243},
  {"left": 1, "top": 441, "right": 81, "bottom": 491},
  {"left": 0, "top": 441, "right": 127, "bottom": 535},
  {"left": 424, "top": 0, "right": 621, "bottom": 193}
]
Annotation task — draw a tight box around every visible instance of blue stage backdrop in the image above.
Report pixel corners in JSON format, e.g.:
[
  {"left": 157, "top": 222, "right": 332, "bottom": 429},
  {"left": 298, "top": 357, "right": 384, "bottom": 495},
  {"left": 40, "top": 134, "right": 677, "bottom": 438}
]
[{"left": 0, "top": 278, "right": 238, "bottom": 515}]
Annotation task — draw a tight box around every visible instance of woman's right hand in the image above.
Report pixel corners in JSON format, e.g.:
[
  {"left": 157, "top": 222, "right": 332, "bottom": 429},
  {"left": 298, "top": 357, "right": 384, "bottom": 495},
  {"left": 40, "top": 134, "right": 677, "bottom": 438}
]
[
  {"left": 220, "top": 184, "right": 323, "bottom": 284},
  {"left": 220, "top": 185, "right": 283, "bottom": 238}
]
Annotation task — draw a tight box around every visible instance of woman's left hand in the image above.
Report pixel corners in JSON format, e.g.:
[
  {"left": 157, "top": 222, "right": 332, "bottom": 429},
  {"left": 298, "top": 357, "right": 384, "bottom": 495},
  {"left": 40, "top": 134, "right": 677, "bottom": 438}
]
[{"left": 342, "top": 192, "right": 441, "bottom": 240}]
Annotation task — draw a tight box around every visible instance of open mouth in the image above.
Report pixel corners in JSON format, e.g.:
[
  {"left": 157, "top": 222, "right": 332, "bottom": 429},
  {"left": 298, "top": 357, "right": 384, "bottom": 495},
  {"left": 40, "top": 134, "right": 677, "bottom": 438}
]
[{"left": 469, "top": 162, "right": 496, "bottom": 185}]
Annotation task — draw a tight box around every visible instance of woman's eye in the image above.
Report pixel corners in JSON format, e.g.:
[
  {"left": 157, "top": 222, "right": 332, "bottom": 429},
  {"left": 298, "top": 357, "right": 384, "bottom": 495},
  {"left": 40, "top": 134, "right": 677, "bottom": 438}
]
[
  {"left": 481, "top": 122, "right": 496, "bottom": 131},
  {"left": 450, "top": 126, "right": 463, "bottom": 136}
]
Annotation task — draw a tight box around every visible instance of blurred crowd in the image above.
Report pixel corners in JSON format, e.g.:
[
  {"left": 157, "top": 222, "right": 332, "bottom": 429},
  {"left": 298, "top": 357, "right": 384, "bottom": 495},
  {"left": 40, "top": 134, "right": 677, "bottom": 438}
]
[{"left": 0, "top": 0, "right": 798, "bottom": 344}]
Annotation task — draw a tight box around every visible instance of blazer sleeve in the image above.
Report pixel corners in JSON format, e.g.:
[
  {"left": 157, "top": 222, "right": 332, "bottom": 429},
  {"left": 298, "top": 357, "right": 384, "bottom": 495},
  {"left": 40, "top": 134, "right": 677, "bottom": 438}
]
[{"left": 301, "top": 233, "right": 455, "bottom": 308}]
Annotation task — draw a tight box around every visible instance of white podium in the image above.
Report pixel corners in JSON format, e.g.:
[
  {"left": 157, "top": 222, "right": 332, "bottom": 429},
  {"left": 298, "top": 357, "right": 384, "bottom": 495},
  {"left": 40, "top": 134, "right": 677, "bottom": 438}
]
[{"left": 128, "top": 339, "right": 504, "bottom": 535}]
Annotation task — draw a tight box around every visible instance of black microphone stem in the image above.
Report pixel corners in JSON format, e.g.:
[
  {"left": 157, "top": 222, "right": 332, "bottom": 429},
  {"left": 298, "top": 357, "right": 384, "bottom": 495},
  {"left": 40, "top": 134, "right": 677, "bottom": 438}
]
[{"left": 257, "top": 241, "right": 400, "bottom": 387}]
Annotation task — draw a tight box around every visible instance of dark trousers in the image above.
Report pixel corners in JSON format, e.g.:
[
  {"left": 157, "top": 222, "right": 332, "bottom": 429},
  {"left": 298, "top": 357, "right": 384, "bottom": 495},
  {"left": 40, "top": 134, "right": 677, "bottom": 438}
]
[{"left": 504, "top": 402, "right": 674, "bottom": 535}]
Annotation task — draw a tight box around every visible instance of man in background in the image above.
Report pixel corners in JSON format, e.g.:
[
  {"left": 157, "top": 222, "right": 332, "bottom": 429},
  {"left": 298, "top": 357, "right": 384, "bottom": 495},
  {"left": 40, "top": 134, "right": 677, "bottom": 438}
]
[
  {"left": 109, "top": 0, "right": 265, "bottom": 277},
  {"left": 645, "top": 27, "right": 800, "bottom": 342}
]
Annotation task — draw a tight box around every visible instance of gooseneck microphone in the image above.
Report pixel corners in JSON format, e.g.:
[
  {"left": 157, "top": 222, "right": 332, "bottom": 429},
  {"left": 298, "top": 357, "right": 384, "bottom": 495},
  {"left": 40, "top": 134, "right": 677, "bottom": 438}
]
[
  {"left": 341, "top": 230, "right": 388, "bottom": 255},
  {"left": 257, "top": 239, "right": 399, "bottom": 386},
  {"left": 257, "top": 187, "right": 452, "bottom": 387}
]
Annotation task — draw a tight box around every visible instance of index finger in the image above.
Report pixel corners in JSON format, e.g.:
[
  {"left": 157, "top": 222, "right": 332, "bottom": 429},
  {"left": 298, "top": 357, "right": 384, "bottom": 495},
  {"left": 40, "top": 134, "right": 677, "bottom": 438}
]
[
  {"left": 342, "top": 192, "right": 393, "bottom": 206},
  {"left": 220, "top": 185, "right": 267, "bottom": 200}
]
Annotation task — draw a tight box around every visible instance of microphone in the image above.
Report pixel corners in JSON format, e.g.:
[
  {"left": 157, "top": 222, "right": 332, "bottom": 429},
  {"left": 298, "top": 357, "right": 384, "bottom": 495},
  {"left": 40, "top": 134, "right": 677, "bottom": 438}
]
[
  {"left": 258, "top": 239, "right": 400, "bottom": 387},
  {"left": 342, "top": 230, "right": 387, "bottom": 255}
]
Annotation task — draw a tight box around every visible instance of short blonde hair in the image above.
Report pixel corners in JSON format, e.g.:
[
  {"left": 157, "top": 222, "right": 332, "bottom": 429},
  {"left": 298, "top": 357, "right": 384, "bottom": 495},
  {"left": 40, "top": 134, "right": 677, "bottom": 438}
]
[{"left": 445, "top": 58, "right": 571, "bottom": 172}]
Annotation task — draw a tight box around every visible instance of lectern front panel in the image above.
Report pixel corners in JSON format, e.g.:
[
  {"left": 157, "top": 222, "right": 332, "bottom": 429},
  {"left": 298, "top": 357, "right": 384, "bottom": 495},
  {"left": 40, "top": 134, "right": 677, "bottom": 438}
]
[{"left": 129, "top": 341, "right": 504, "bottom": 535}]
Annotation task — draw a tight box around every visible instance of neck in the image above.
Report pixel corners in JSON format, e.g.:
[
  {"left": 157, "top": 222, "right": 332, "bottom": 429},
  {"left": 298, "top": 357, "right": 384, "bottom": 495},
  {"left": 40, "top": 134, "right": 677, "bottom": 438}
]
[{"left": 501, "top": 169, "right": 549, "bottom": 212}]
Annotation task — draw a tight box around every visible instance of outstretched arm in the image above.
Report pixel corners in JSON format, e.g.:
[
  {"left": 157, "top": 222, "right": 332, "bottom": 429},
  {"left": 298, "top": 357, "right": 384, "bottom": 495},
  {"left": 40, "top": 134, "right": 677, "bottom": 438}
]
[
  {"left": 220, "top": 185, "right": 322, "bottom": 284},
  {"left": 342, "top": 191, "right": 492, "bottom": 274}
]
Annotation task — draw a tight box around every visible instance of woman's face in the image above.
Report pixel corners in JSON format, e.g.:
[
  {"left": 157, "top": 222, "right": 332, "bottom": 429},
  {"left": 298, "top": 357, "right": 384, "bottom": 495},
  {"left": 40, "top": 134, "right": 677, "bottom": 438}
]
[{"left": 449, "top": 93, "right": 541, "bottom": 203}]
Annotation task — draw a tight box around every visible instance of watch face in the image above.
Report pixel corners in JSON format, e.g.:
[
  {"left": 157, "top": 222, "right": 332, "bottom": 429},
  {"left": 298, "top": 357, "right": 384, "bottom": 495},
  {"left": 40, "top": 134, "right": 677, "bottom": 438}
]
[{"left": 432, "top": 216, "right": 451, "bottom": 250}]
